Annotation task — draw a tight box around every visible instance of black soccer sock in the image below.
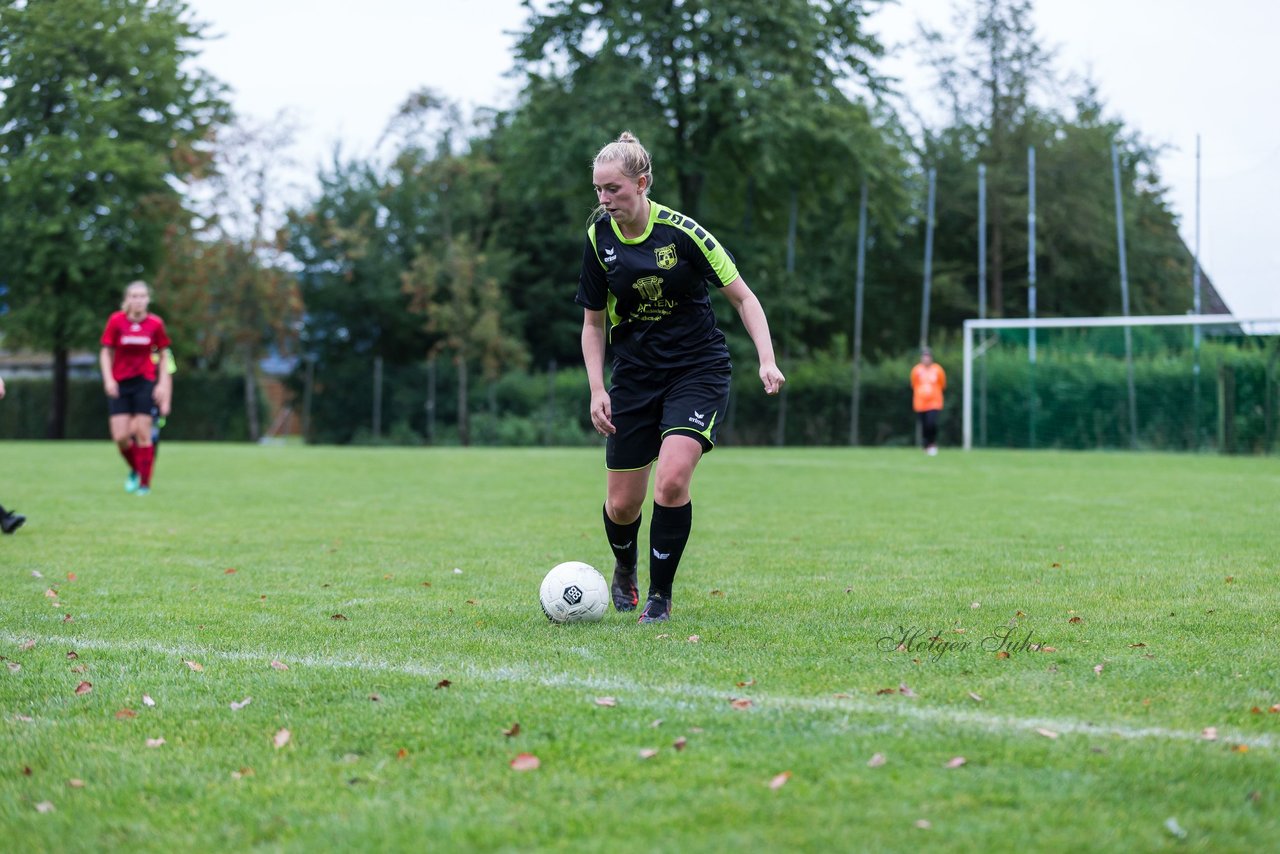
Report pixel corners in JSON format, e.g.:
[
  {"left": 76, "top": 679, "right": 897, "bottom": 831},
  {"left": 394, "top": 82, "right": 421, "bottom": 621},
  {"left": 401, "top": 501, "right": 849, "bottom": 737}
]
[
  {"left": 603, "top": 505, "right": 641, "bottom": 571},
  {"left": 647, "top": 500, "right": 692, "bottom": 600}
]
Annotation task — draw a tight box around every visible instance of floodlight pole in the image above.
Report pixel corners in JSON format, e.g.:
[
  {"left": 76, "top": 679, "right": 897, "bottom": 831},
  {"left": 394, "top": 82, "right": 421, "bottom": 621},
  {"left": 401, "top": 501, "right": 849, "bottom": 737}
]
[
  {"left": 850, "top": 180, "right": 868, "bottom": 446},
  {"left": 1027, "top": 147, "right": 1037, "bottom": 448},
  {"left": 978, "top": 164, "right": 988, "bottom": 447},
  {"left": 1192, "top": 134, "right": 1203, "bottom": 448},
  {"left": 1111, "top": 141, "right": 1140, "bottom": 449},
  {"left": 920, "top": 168, "right": 936, "bottom": 350}
]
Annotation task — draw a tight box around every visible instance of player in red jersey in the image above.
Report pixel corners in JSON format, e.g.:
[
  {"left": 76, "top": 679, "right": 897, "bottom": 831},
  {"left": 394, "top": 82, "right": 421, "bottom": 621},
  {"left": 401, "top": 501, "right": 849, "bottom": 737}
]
[{"left": 99, "top": 281, "right": 172, "bottom": 496}]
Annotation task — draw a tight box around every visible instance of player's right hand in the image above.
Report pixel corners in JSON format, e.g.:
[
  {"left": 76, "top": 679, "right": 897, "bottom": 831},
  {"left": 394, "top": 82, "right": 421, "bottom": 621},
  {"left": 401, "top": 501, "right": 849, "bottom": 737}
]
[
  {"left": 104, "top": 380, "right": 119, "bottom": 399},
  {"left": 590, "top": 390, "right": 615, "bottom": 436}
]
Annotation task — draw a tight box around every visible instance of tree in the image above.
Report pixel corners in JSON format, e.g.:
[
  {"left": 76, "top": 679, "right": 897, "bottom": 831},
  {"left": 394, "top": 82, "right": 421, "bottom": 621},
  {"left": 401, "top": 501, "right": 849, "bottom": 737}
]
[
  {"left": 0, "top": 0, "right": 228, "bottom": 437},
  {"left": 515, "top": 0, "right": 890, "bottom": 219},
  {"left": 156, "top": 114, "right": 304, "bottom": 441},
  {"left": 914, "top": 0, "right": 1194, "bottom": 334}
]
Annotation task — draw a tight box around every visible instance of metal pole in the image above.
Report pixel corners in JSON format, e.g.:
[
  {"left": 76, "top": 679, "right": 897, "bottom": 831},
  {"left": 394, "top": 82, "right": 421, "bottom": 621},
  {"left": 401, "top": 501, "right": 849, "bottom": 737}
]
[
  {"left": 1192, "top": 134, "right": 1203, "bottom": 449},
  {"left": 372, "top": 354, "right": 383, "bottom": 438},
  {"left": 850, "top": 180, "right": 868, "bottom": 446},
  {"left": 1111, "top": 142, "right": 1140, "bottom": 448},
  {"left": 775, "top": 189, "right": 797, "bottom": 447},
  {"left": 1028, "top": 147, "right": 1037, "bottom": 448},
  {"left": 978, "top": 163, "right": 988, "bottom": 447},
  {"left": 920, "top": 168, "right": 936, "bottom": 350},
  {"left": 963, "top": 320, "right": 973, "bottom": 450}
]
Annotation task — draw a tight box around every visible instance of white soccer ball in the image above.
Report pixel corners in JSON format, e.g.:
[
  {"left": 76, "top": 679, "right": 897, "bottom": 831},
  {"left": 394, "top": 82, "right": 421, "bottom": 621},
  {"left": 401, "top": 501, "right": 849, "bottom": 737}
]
[{"left": 539, "top": 561, "right": 609, "bottom": 623}]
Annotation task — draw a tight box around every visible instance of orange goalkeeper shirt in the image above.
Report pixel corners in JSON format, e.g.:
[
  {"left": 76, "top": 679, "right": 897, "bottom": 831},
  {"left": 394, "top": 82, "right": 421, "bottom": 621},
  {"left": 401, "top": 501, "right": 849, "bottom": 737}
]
[{"left": 911, "top": 363, "right": 946, "bottom": 412}]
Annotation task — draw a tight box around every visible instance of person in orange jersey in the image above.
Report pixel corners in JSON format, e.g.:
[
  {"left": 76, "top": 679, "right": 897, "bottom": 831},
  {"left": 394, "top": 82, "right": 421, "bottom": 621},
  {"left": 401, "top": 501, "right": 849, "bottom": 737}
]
[{"left": 910, "top": 347, "right": 946, "bottom": 455}]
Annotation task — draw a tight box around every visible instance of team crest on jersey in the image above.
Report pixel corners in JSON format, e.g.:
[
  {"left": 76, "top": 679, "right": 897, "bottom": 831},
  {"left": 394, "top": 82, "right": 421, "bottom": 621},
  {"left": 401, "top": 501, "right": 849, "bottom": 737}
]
[
  {"left": 633, "top": 276, "right": 664, "bottom": 301},
  {"left": 654, "top": 243, "right": 677, "bottom": 270}
]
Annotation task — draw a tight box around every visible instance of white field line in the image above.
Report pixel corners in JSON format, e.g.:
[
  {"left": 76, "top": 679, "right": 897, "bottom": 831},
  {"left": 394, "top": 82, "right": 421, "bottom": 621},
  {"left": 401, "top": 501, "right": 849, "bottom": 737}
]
[{"left": 6, "top": 632, "right": 1274, "bottom": 750}]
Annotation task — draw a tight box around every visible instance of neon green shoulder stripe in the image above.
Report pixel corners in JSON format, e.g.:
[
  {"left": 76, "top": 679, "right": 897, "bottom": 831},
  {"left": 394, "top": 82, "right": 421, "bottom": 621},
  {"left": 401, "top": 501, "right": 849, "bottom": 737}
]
[{"left": 651, "top": 202, "right": 738, "bottom": 286}]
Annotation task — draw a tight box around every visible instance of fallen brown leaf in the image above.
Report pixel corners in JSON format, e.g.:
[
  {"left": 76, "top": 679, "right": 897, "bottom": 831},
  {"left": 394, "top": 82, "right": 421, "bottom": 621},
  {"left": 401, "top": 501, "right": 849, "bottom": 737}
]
[
  {"left": 435, "top": 679, "right": 452, "bottom": 690},
  {"left": 396, "top": 748, "right": 409, "bottom": 759},
  {"left": 867, "top": 753, "right": 886, "bottom": 767},
  {"left": 876, "top": 688, "right": 896, "bottom": 695},
  {"left": 1231, "top": 744, "right": 1249, "bottom": 753},
  {"left": 709, "top": 589, "right": 725, "bottom": 597},
  {"left": 331, "top": 614, "right": 347, "bottom": 621},
  {"left": 67, "top": 779, "right": 85, "bottom": 788},
  {"left": 509, "top": 753, "right": 540, "bottom": 771},
  {"left": 737, "top": 678, "right": 755, "bottom": 687},
  {"left": 6, "top": 662, "right": 19, "bottom": 673},
  {"left": 273, "top": 728, "right": 291, "bottom": 748},
  {"left": 66, "top": 650, "right": 78, "bottom": 660},
  {"left": 368, "top": 693, "right": 381, "bottom": 702},
  {"left": 62, "top": 614, "right": 73, "bottom": 623},
  {"left": 115, "top": 709, "right": 137, "bottom": 720},
  {"left": 768, "top": 771, "right": 791, "bottom": 790},
  {"left": 673, "top": 737, "right": 687, "bottom": 752},
  {"left": 1129, "top": 642, "right": 1147, "bottom": 648},
  {"left": 44, "top": 589, "right": 58, "bottom": 598},
  {"left": 996, "top": 651, "right": 1010, "bottom": 660},
  {"left": 899, "top": 684, "right": 917, "bottom": 698},
  {"left": 225, "top": 568, "right": 237, "bottom": 574},
  {"left": 503, "top": 723, "right": 521, "bottom": 738},
  {"left": 183, "top": 660, "right": 204, "bottom": 672},
  {"left": 70, "top": 665, "right": 86, "bottom": 674},
  {"left": 269, "top": 660, "right": 288, "bottom": 671},
  {"left": 729, "top": 698, "right": 752, "bottom": 710},
  {"left": 1068, "top": 616, "right": 1083, "bottom": 624},
  {"left": 19, "top": 639, "right": 36, "bottom": 651},
  {"left": 74, "top": 681, "right": 92, "bottom": 695},
  {"left": 833, "top": 692, "right": 852, "bottom": 699}
]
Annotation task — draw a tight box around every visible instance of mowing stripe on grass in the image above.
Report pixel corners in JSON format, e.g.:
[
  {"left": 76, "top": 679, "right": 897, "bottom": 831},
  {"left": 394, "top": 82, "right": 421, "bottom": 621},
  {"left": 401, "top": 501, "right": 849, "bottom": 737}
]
[{"left": 8, "top": 631, "right": 1273, "bottom": 751}]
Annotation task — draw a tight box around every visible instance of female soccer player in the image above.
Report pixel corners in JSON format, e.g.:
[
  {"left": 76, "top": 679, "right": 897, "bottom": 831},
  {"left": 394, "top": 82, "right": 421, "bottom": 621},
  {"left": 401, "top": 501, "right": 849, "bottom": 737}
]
[
  {"left": 99, "top": 281, "right": 171, "bottom": 496},
  {"left": 577, "top": 131, "right": 785, "bottom": 623}
]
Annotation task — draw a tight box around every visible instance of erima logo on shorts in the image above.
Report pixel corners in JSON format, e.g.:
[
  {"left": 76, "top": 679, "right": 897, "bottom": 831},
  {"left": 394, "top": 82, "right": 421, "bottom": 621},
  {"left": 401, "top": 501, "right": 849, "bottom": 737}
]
[
  {"left": 562, "top": 585, "right": 583, "bottom": 605},
  {"left": 688, "top": 410, "right": 706, "bottom": 427}
]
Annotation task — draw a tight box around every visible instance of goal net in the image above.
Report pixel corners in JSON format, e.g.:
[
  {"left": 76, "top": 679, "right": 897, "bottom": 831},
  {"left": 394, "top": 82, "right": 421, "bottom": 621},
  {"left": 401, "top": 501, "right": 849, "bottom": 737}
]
[{"left": 962, "top": 315, "right": 1280, "bottom": 452}]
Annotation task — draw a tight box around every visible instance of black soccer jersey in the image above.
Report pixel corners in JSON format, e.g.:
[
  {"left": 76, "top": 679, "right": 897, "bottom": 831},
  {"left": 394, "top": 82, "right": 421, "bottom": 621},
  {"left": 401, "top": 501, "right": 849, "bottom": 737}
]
[{"left": 576, "top": 201, "right": 739, "bottom": 371}]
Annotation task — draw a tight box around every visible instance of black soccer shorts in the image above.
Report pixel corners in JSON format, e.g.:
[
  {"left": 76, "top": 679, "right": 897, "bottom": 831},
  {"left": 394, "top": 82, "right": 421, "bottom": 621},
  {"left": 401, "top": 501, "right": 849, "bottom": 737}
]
[
  {"left": 605, "top": 362, "right": 732, "bottom": 471},
  {"left": 107, "top": 376, "right": 156, "bottom": 417}
]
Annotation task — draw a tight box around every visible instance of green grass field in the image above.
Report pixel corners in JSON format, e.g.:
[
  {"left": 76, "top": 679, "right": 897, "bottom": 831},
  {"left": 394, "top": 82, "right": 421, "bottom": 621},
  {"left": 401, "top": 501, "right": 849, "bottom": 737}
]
[{"left": 1, "top": 442, "right": 1277, "bottom": 852}]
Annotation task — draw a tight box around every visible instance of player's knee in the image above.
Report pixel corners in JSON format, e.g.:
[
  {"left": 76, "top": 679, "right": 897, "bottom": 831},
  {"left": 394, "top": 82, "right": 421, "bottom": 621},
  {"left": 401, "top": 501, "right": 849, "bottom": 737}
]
[{"left": 606, "top": 496, "right": 644, "bottom": 524}]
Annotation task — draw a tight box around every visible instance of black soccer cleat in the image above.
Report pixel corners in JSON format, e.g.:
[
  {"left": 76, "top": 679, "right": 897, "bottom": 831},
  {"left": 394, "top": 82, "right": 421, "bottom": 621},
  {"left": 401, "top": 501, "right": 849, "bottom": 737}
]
[
  {"left": 611, "top": 563, "right": 639, "bottom": 612},
  {"left": 1, "top": 511, "right": 26, "bottom": 535},
  {"left": 638, "top": 593, "right": 671, "bottom": 624}
]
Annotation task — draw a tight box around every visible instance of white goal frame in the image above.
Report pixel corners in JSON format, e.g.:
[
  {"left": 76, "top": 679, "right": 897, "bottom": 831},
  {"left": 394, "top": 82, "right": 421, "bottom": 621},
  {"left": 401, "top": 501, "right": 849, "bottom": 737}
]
[{"left": 962, "top": 314, "right": 1280, "bottom": 450}]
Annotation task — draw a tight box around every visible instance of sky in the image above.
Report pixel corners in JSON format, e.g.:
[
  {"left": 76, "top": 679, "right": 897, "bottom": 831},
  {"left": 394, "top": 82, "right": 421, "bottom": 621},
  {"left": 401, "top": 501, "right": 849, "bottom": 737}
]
[{"left": 187, "top": 0, "right": 1279, "bottom": 318}]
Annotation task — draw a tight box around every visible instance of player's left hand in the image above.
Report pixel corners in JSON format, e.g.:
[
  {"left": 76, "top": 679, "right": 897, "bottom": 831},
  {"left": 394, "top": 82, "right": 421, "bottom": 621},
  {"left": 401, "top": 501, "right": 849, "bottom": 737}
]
[{"left": 760, "top": 363, "right": 786, "bottom": 395}]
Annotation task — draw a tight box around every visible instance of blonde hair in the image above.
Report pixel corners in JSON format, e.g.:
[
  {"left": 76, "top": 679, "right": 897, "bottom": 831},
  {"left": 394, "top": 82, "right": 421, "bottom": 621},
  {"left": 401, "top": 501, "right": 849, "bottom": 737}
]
[
  {"left": 589, "top": 131, "right": 653, "bottom": 225},
  {"left": 121, "top": 280, "right": 150, "bottom": 311}
]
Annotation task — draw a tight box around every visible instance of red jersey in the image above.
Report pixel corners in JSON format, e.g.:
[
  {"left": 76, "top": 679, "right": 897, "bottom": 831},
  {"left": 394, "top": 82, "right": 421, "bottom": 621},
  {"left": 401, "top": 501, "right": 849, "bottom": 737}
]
[{"left": 100, "top": 311, "right": 171, "bottom": 382}]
